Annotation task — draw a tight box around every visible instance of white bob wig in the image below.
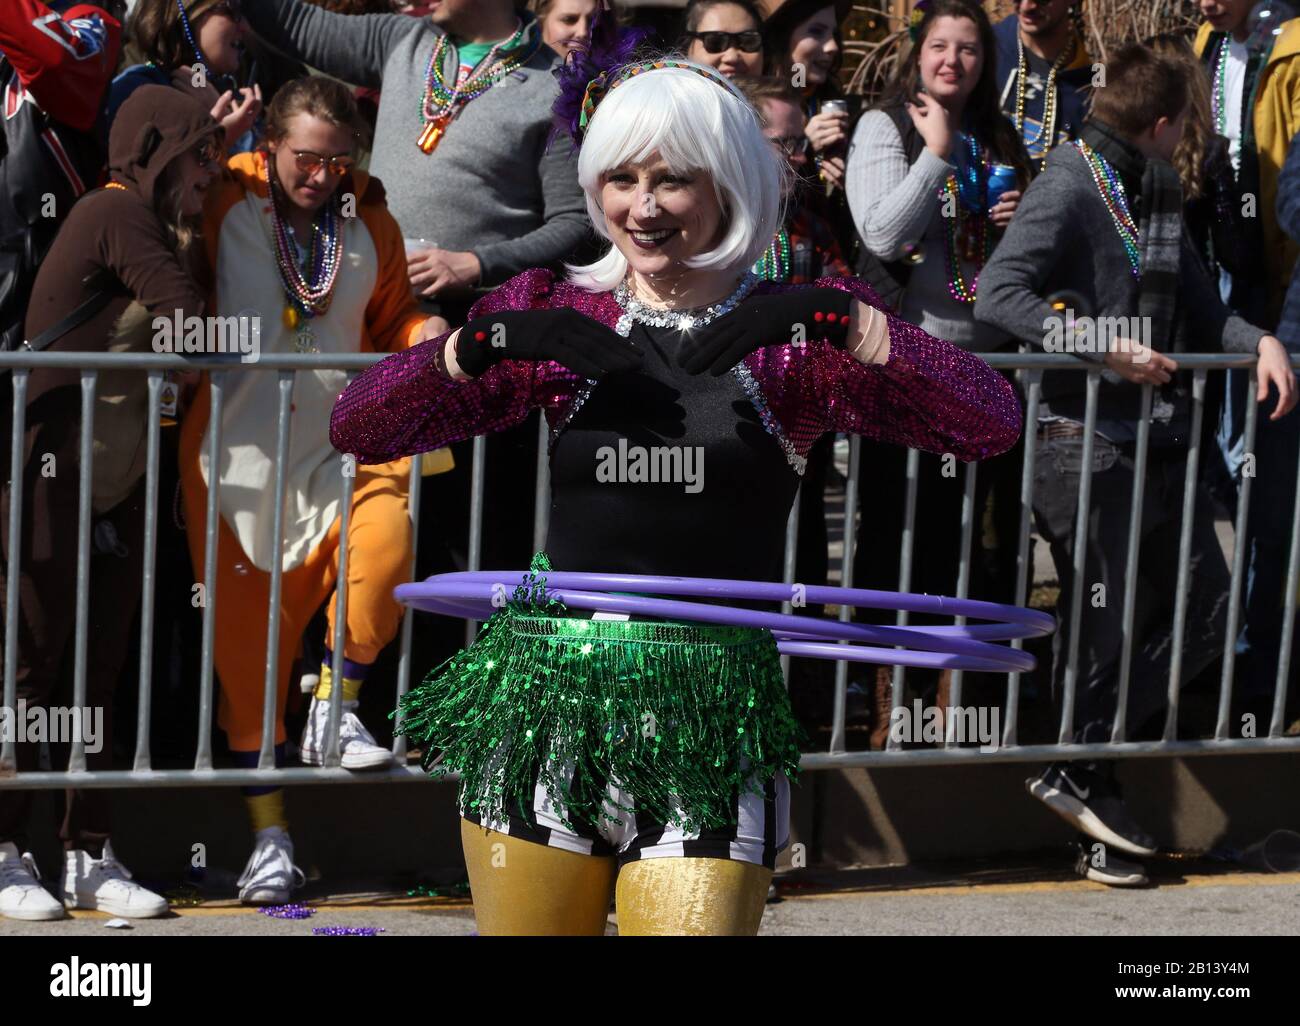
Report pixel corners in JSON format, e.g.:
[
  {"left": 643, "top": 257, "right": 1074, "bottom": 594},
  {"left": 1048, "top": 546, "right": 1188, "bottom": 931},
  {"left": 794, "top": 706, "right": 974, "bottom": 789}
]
[{"left": 566, "top": 60, "right": 790, "bottom": 292}]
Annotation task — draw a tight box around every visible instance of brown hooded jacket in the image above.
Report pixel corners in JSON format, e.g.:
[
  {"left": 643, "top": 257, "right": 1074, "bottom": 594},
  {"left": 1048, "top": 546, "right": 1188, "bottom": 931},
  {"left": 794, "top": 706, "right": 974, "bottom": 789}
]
[{"left": 21, "top": 84, "right": 221, "bottom": 510}]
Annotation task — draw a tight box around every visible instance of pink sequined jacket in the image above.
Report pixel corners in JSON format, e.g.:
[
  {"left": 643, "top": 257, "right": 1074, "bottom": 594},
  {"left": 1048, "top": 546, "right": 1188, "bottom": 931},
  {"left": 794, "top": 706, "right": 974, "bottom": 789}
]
[{"left": 329, "top": 268, "right": 1023, "bottom": 471}]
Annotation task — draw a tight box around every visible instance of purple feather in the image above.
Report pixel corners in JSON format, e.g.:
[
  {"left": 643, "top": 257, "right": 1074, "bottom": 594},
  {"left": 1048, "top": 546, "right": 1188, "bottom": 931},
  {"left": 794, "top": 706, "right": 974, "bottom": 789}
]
[{"left": 550, "top": 4, "right": 655, "bottom": 150}]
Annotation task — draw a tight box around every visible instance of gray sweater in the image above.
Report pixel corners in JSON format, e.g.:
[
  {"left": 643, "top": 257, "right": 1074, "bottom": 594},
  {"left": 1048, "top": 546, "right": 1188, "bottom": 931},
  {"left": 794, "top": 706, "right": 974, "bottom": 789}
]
[
  {"left": 846, "top": 110, "right": 1006, "bottom": 352},
  {"left": 245, "top": 1, "right": 589, "bottom": 286},
  {"left": 974, "top": 140, "right": 1265, "bottom": 431}
]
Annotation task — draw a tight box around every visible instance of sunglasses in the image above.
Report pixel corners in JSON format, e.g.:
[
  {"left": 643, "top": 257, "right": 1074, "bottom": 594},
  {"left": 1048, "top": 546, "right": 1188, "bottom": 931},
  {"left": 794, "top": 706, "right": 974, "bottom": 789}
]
[
  {"left": 769, "top": 134, "right": 810, "bottom": 157},
  {"left": 209, "top": 0, "right": 243, "bottom": 20},
  {"left": 194, "top": 138, "right": 224, "bottom": 170},
  {"left": 292, "top": 150, "right": 355, "bottom": 177},
  {"left": 685, "top": 30, "right": 763, "bottom": 55}
]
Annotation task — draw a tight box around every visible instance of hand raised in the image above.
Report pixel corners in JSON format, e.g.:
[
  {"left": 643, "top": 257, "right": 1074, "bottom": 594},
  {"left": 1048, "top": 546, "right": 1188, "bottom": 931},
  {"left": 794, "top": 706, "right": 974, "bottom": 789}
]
[
  {"left": 678, "top": 288, "right": 853, "bottom": 376},
  {"left": 906, "top": 92, "right": 957, "bottom": 160},
  {"left": 456, "top": 307, "right": 643, "bottom": 380}
]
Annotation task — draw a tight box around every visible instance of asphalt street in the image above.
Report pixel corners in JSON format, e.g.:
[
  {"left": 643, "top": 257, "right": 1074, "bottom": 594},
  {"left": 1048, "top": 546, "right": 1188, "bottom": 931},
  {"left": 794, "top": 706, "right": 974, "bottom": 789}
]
[{"left": 4, "top": 868, "right": 1297, "bottom": 936}]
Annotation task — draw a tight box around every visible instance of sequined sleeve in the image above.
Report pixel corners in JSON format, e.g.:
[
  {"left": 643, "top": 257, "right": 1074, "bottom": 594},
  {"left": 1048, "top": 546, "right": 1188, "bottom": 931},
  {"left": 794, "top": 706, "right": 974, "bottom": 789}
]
[
  {"left": 747, "top": 277, "right": 1023, "bottom": 462},
  {"left": 329, "top": 269, "right": 582, "bottom": 463}
]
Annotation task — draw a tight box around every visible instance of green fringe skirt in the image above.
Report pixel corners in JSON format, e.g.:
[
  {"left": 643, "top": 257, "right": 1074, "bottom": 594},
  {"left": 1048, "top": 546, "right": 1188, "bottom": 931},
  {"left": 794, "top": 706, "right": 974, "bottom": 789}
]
[{"left": 396, "top": 561, "right": 803, "bottom": 835}]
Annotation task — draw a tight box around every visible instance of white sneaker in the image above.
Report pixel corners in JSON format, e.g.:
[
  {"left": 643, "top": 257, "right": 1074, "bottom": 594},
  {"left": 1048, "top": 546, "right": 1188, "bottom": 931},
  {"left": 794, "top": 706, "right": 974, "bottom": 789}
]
[
  {"left": 299, "top": 697, "right": 394, "bottom": 770},
  {"left": 63, "top": 840, "right": 168, "bottom": 918},
  {"left": 237, "top": 826, "right": 305, "bottom": 905},
  {"left": 0, "top": 841, "right": 65, "bottom": 921}
]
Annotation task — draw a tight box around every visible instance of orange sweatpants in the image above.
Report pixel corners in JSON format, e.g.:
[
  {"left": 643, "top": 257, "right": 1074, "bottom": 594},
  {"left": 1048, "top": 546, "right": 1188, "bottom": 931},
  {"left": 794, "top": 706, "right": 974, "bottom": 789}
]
[{"left": 179, "top": 393, "right": 412, "bottom": 751}]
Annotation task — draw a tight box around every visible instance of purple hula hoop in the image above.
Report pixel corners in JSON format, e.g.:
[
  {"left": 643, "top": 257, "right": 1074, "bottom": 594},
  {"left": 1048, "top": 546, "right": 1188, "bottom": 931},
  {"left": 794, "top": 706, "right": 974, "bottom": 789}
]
[{"left": 395, "top": 571, "right": 1054, "bottom": 674}]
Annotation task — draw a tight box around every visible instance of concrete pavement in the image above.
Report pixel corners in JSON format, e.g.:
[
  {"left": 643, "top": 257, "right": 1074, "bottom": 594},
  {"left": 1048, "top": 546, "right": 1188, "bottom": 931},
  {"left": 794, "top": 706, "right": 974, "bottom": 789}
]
[{"left": 4, "top": 864, "right": 1297, "bottom": 936}]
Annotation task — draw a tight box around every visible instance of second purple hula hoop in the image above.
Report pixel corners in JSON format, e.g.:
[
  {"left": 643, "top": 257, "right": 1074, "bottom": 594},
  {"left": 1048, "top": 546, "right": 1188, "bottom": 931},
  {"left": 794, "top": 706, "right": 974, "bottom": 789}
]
[{"left": 395, "top": 571, "right": 1055, "bottom": 674}]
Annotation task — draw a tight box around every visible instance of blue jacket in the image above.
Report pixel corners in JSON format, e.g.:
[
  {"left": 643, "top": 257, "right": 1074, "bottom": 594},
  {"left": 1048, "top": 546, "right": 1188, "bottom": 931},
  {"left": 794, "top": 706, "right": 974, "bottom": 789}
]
[
  {"left": 1274, "top": 133, "right": 1300, "bottom": 348},
  {"left": 108, "top": 63, "right": 260, "bottom": 154},
  {"left": 106, "top": 63, "right": 172, "bottom": 128},
  {"left": 993, "top": 14, "right": 1092, "bottom": 162}
]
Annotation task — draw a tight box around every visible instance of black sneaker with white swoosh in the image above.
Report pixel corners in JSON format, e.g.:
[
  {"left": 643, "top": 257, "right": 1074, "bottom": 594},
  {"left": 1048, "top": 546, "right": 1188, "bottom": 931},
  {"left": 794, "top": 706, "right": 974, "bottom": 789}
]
[
  {"left": 1026, "top": 762, "right": 1158, "bottom": 858},
  {"left": 1071, "top": 837, "right": 1148, "bottom": 887}
]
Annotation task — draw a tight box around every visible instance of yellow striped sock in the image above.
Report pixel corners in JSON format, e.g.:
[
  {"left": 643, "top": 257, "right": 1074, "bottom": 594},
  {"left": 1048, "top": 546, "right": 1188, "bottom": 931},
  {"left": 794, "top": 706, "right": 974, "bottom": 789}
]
[
  {"left": 245, "top": 790, "right": 288, "bottom": 833},
  {"left": 314, "top": 661, "right": 363, "bottom": 702}
]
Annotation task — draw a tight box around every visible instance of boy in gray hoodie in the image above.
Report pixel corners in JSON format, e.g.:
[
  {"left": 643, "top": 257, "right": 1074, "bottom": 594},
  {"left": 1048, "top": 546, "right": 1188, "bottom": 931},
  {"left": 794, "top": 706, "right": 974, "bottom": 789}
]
[{"left": 976, "top": 44, "right": 1295, "bottom": 884}]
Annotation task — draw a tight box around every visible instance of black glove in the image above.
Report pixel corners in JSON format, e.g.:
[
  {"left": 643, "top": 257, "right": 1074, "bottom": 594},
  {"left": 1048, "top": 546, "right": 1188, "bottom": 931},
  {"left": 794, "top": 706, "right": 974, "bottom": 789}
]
[
  {"left": 678, "top": 288, "right": 855, "bottom": 376},
  {"left": 455, "top": 308, "right": 642, "bottom": 379}
]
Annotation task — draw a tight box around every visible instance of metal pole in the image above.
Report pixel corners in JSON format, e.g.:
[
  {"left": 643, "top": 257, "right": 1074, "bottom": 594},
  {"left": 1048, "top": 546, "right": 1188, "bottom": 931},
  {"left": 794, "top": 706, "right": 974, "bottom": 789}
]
[
  {"left": 1164, "top": 371, "right": 1206, "bottom": 741},
  {"left": 465, "top": 435, "right": 486, "bottom": 645},
  {"left": 392, "top": 459, "right": 423, "bottom": 760},
  {"left": 532, "top": 413, "right": 550, "bottom": 553},
  {"left": 195, "top": 371, "right": 226, "bottom": 771},
  {"left": 258, "top": 374, "right": 294, "bottom": 768},
  {"left": 887, "top": 446, "right": 920, "bottom": 750},
  {"left": 945, "top": 458, "right": 977, "bottom": 746},
  {"left": 1110, "top": 385, "right": 1153, "bottom": 742},
  {"left": 1002, "top": 372, "right": 1041, "bottom": 748},
  {"left": 326, "top": 457, "right": 358, "bottom": 768},
  {"left": 68, "top": 373, "right": 96, "bottom": 773},
  {"left": 830, "top": 437, "right": 862, "bottom": 754},
  {"left": 1058, "top": 371, "right": 1100, "bottom": 744},
  {"left": 1217, "top": 371, "right": 1260, "bottom": 739},
  {"left": 0, "top": 371, "right": 28, "bottom": 773},
  {"left": 132, "top": 373, "right": 164, "bottom": 771},
  {"left": 780, "top": 480, "right": 802, "bottom": 685}
]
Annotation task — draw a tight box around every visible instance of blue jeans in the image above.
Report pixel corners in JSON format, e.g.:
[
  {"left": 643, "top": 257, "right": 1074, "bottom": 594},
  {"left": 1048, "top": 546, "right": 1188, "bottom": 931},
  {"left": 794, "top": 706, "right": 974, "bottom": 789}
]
[{"left": 1215, "top": 368, "right": 1300, "bottom": 698}]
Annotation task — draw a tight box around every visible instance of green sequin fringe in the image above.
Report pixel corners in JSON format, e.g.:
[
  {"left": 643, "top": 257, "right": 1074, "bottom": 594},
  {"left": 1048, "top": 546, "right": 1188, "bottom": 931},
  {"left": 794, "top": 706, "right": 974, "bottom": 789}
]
[{"left": 395, "top": 554, "right": 804, "bottom": 835}]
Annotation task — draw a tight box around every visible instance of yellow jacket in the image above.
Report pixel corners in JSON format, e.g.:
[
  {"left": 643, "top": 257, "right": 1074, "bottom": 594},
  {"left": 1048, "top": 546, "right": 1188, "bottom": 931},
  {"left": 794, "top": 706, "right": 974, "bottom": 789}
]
[{"left": 1196, "top": 19, "right": 1300, "bottom": 321}]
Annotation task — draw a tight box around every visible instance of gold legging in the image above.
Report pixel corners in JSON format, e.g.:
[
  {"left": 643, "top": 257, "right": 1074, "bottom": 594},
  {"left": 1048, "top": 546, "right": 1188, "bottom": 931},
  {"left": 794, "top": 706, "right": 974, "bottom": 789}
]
[{"left": 460, "top": 819, "right": 772, "bottom": 936}]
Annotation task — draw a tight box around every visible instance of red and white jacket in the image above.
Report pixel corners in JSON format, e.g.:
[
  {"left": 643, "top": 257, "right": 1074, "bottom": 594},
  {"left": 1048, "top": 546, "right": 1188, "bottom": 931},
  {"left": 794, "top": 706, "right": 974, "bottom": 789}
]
[{"left": 0, "top": 2, "right": 122, "bottom": 348}]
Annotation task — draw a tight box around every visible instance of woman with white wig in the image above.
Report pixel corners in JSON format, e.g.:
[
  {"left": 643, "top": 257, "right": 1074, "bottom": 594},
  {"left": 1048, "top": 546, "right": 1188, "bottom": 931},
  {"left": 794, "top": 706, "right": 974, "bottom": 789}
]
[{"left": 330, "top": 24, "right": 1022, "bottom": 934}]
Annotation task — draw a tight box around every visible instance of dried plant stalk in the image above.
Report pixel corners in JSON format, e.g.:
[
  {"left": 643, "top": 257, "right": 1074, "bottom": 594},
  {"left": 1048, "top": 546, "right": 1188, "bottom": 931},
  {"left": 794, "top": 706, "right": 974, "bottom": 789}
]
[{"left": 842, "top": 0, "right": 1205, "bottom": 102}]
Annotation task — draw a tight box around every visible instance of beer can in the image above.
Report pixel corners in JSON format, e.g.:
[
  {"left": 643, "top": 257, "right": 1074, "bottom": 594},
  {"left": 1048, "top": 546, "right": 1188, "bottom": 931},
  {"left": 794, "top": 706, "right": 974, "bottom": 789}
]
[
  {"left": 817, "top": 100, "right": 850, "bottom": 193},
  {"left": 159, "top": 373, "right": 179, "bottom": 427},
  {"left": 986, "top": 163, "right": 1018, "bottom": 210}
]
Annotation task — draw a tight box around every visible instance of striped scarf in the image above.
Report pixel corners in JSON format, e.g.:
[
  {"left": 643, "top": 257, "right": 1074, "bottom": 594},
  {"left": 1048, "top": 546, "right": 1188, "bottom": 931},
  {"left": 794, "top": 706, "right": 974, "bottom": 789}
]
[{"left": 1080, "top": 119, "right": 1184, "bottom": 351}]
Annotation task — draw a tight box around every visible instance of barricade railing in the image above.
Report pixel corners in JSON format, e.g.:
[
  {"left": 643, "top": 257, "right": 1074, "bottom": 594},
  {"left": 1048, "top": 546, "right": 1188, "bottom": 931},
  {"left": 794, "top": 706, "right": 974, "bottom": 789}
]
[{"left": 1, "top": 349, "right": 1298, "bottom": 790}]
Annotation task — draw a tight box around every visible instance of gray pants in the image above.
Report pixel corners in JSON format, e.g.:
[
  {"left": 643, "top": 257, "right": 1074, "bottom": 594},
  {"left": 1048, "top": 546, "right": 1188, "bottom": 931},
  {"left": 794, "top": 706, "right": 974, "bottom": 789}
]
[{"left": 1032, "top": 433, "right": 1230, "bottom": 744}]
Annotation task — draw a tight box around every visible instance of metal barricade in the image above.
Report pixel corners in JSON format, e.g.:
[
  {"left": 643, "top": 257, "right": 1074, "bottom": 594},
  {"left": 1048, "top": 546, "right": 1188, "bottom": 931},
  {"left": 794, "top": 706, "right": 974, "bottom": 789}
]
[{"left": 1, "top": 349, "right": 1298, "bottom": 791}]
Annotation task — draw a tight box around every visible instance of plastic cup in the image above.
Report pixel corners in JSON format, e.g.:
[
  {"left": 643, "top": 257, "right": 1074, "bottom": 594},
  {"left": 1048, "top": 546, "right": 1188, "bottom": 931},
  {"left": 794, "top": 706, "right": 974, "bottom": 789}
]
[{"left": 1237, "top": 830, "right": 1300, "bottom": 873}]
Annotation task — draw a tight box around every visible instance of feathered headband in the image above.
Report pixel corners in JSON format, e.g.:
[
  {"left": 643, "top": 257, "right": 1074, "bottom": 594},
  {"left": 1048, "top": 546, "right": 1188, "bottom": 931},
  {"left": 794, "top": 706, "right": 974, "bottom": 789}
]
[{"left": 551, "top": 4, "right": 734, "bottom": 148}]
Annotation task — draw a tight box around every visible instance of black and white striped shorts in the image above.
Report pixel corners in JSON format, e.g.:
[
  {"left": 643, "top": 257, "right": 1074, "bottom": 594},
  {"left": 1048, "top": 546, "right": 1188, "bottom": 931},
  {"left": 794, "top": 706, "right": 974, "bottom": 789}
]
[
  {"left": 461, "top": 765, "right": 791, "bottom": 869},
  {"left": 457, "top": 608, "right": 793, "bottom": 868}
]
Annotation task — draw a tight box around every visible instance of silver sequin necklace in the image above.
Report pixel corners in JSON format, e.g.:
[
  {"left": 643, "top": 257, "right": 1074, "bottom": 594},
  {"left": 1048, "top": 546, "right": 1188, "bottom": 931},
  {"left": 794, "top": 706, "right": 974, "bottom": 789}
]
[
  {"left": 551, "top": 271, "right": 807, "bottom": 475},
  {"left": 613, "top": 272, "right": 758, "bottom": 336}
]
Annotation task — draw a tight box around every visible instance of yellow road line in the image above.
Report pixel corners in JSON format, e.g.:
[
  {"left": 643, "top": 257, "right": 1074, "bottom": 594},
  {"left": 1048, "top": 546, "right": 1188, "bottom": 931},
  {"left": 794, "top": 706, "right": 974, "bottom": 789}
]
[
  {"left": 62, "top": 870, "right": 1300, "bottom": 918},
  {"left": 778, "top": 870, "right": 1300, "bottom": 900}
]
